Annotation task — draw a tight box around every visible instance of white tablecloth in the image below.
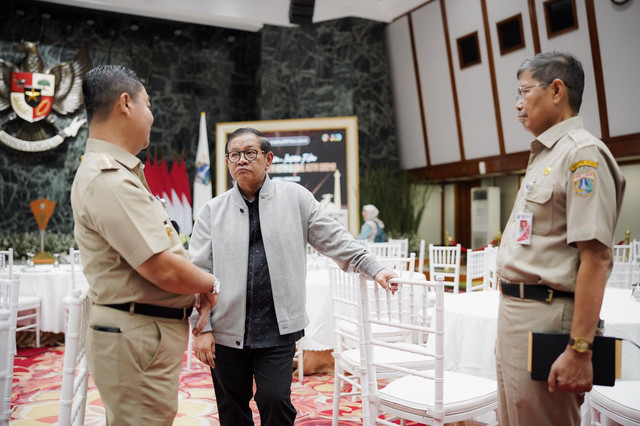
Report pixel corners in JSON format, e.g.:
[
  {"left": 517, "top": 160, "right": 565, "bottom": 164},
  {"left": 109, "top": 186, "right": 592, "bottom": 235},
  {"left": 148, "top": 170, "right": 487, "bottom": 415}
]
[
  {"left": 300, "top": 268, "right": 333, "bottom": 351},
  {"left": 15, "top": 265, "right": 89, "bottom": 334},
  {"left": 429, "top": 288, "right": 640, "bottom": 380}
]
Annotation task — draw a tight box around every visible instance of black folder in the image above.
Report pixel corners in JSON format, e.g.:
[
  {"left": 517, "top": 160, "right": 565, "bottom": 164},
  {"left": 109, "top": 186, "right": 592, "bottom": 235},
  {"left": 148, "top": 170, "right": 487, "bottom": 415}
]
[{"left": 527, "top": 332, "right": 621, "bottom": 386}]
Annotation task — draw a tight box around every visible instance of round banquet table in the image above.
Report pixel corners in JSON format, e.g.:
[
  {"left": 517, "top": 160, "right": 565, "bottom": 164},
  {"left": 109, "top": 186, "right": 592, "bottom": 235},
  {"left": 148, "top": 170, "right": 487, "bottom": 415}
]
[
  {"left": 430, "top": 287, "right": 640, "bottom": 381},
  {"left": 12, "top": 264, "right": 89, "bottom": 334}
]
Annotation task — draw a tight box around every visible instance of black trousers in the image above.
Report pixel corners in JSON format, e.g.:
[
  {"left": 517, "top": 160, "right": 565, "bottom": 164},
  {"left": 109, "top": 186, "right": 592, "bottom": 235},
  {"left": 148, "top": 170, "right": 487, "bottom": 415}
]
[{"left": 211, "top": 343, "right": 297, "bottom": 426}]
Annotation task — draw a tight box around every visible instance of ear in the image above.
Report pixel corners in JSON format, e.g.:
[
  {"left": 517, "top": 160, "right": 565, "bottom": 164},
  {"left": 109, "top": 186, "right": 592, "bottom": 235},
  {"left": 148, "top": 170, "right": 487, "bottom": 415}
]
[
  {"left": 550, "top": 79, "right": 568, "bottom": 106},
  {"left": 264, "top": 151, "right": 274, "bottom": 170},
  {"left": 118, "top": 93, "right": 131, "bottom": 117}
]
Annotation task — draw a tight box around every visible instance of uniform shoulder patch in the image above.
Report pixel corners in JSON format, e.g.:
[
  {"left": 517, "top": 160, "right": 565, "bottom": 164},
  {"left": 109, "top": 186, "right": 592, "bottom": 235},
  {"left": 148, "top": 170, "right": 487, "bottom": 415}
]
[
  {"left": 574, "top": 171, "right": 595, "bottom": 197},
  {"left": 569, "top": 160, "right": 598, "bottom": 171},
  {"left": 97, "top": 153, "right": 119, "bottom": 171}
]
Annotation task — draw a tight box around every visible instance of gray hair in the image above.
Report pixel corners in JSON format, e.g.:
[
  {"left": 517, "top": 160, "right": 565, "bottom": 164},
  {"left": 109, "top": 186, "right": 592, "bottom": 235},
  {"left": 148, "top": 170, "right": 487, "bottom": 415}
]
[{"left": 517, "top": 51, "right": 584, "bottom": 113}]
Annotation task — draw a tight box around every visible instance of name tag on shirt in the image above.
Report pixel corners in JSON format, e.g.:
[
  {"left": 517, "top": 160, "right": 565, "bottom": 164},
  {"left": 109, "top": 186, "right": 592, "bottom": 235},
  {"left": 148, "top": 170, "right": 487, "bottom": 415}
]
[{"left": 515, "top": 212, "right": 533, "bottom": 245}]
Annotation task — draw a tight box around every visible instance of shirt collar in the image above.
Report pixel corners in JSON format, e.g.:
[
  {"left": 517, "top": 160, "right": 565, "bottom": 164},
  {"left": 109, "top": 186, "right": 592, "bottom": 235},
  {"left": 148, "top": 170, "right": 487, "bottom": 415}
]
[
  {"left": 535, "top": 116, "right": 584, "bottom": 149},
  {"left": 85, "top": 138, "right": 142, "bottom": 171}
]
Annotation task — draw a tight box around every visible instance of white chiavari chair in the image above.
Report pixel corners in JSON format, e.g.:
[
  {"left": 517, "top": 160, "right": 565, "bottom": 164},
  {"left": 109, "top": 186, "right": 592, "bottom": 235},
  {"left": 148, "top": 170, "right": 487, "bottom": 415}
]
[
  {"left": 388, "top": 238, "right": 409, "bottom": 258},
  {"left": 360, "top": 274, "right": 497, "bottom": 426},
  {"left": 590, "top": 381, "right": 640, "bottom": 425},
  {"left": 484, "top": 245, "right": 499, "bottom": 290},
  {"left": 608, "top": 244, "right": 633, "bottom": 288},
  {"left": 367, "top": 241, "right": 403, "bottom": 259},
  {"left": 58, "top": 289, "right": 91, "bottom": 426},
  {"left": 0, "top": 277, "right": 18, "bottom": 424},
  {"left": 330, "top": 265, "right": 434, "bottom": 426},
  {"left": 0, "top": 310, "right": 10, "bottom": 426},
  {"left": 428, "top": 244, "right": 462, "bottom": 293},
  {"left": 0, "top": 249, "right": 41, "bottom": 348},
  {"left": 466, "top": 249, "right": 487, "bottom": 292}
]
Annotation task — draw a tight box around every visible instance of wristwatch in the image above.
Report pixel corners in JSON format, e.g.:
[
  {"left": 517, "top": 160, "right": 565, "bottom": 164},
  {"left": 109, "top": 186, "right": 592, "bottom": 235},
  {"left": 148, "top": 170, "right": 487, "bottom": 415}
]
[
  {"left": 209, "top": 278, "right": 221, "bottom": 295},
  {"left": 568, "top": 336, "right": 593, "bottom": 353}
]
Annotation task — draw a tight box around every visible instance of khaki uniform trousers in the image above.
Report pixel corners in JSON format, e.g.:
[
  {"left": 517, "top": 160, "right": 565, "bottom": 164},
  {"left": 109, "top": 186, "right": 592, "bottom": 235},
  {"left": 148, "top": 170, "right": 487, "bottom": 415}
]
[
  {"left": 496, "top": 294, "right": 583, "bottom": 426},
  {"left": 86, "top": 304, "right": 189, "bottom": 426}
]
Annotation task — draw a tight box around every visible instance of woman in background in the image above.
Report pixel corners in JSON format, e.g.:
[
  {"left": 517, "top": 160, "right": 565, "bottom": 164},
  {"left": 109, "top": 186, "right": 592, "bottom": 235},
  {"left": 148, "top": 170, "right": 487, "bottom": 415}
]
[{"left": 357, "top": 204, "right": 387, "bottom": 243}]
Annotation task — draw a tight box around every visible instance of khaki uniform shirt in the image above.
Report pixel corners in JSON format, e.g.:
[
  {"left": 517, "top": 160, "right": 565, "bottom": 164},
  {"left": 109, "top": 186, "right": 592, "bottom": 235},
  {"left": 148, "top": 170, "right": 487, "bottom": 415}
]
[
  {"left": 71, "top": 138, "right": 194, "bottom": 308},
  {"left": 497, "top": 117, "right": 625, "bottom": 292}
]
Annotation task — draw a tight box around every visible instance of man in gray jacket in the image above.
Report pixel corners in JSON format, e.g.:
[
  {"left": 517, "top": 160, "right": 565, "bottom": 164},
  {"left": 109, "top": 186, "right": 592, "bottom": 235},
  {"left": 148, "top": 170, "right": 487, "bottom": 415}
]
[{"left": 190, "top": 127, "right": 396, "bottom": 425}]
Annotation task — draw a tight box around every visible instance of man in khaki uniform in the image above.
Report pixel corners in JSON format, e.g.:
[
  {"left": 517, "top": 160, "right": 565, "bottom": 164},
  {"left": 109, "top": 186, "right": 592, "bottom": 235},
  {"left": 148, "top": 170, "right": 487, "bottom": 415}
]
[
  {"left": 495, "top": 52, "right": 625, "bottom": 425},
  {"left": 71, "top": 65, "right": 218, "bottom": 425}
]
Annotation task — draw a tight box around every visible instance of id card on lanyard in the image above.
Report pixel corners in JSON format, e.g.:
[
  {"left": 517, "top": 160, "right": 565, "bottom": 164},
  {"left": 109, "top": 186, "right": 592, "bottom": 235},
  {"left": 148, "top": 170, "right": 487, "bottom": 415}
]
[{"left": 515, "top": 212, "right": 533, "bottom": 245}]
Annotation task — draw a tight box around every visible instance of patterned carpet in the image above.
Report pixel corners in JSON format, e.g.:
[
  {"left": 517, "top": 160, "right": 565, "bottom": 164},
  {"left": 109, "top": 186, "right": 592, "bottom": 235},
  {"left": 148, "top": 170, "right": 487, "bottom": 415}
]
[
  {"left": 11, "top": 345, "right": 488, "bottom": 425},
  {"left": 10, "top": 345, "right": 367, "bottom": 425}
]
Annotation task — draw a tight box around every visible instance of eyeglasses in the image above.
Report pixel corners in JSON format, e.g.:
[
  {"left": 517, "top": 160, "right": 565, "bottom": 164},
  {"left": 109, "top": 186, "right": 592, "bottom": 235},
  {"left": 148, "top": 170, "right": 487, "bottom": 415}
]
[
  {"left": 226, "top": 149, "right": 265, "bottom": 163},
  {"left": 515, "top": 82, "right": 550, "bottom": 102}
]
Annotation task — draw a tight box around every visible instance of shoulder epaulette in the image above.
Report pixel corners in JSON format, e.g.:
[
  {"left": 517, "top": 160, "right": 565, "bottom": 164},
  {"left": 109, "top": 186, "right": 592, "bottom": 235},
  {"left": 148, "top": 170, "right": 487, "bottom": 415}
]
[{"left": 97, "top": 153, "right": 119, "bottom": 171}]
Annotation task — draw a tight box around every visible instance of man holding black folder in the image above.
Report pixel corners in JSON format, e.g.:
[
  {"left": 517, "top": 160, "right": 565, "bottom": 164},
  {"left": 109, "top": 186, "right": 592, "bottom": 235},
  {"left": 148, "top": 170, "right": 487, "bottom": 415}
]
[{"left": 495, "top": 52, "right": 625, "bottom": 425}]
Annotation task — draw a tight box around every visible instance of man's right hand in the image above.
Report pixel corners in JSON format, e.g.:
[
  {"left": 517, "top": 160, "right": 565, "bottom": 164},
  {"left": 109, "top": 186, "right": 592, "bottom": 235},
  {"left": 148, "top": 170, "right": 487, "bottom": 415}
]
[
  {"left": 193, "top": 332, "right": 216, "bottom": 368},
  {"left": 193, "top": 293, "right": 217, "bottom": 335}
]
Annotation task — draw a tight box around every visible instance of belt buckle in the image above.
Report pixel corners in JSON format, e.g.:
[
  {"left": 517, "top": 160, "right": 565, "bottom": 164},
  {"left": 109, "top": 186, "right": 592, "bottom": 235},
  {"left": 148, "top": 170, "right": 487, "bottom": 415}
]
[
  {"left": 545, "top": 288, "right": 554, "bottom": 303},
  {"left": 519, "top": 282, "right": 525, "bottom": 299}
]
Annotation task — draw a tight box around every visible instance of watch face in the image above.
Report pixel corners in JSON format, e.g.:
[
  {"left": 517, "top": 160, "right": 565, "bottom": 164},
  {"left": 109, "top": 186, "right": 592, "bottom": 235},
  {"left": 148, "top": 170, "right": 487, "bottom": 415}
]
[{"left": 571, "top": 337, "right": 591, "bottom": 352}]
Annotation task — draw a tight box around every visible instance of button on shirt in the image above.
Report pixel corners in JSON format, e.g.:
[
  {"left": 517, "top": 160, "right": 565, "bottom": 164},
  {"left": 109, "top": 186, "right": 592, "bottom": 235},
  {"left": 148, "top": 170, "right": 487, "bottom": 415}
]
[{"left": 243, "top": 191, "right": 304, "bottom": 348}]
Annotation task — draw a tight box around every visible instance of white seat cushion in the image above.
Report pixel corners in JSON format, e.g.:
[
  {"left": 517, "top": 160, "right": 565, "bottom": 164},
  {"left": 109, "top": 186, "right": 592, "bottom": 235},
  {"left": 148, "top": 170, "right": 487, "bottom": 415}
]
[
  {"left": 379, "top": 371, "right": 497, "bottom": 419},
  {"left": 591, "top": 381, "right": 640, "bottom": 421},
  {"left": 341, "top": 343, "right": 435, "bottom": 371},
  {"left": 338, "top": 320, "right": 406, "bottom": 340}
]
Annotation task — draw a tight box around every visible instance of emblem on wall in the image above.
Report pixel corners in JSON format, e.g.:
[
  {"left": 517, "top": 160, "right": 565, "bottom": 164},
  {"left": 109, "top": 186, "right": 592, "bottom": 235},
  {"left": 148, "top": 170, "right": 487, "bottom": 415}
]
[{"left": 0, "top": 41, "right": 91, "bottom": 152}]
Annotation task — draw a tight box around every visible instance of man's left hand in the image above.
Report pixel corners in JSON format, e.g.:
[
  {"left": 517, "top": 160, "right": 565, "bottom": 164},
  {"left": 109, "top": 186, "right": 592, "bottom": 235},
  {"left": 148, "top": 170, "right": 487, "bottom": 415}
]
[
  {"left": 548, "top": 347, "right": 593, "bottom": 393},
  {"left": 374, "top": 268, "right": 399, "bottom": 294}
]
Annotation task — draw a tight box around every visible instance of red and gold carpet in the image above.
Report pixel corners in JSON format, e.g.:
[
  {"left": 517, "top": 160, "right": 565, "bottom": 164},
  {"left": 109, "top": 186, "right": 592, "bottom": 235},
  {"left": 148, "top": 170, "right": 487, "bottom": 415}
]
[
  {"left": 10, "top": 346, "right": 366, "bottom": 425},
  {"left": 11, "top": 346, "right": 485, "bottom": 425}
]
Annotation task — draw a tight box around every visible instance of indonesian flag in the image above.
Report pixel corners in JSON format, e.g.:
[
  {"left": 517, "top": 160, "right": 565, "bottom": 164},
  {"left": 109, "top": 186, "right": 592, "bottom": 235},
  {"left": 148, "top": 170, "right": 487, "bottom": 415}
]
[
  {"left": 159, "top": 155, "right": 178, "bottom": 223},
  {"left": 144, "top": 154, "right": 160, "bottom": 197},
  {"left": 177, "top": 155, "right": 193, "bottom": 235},
  {"left": 193, "top": 112, "right": 212, "bottom": 220}
]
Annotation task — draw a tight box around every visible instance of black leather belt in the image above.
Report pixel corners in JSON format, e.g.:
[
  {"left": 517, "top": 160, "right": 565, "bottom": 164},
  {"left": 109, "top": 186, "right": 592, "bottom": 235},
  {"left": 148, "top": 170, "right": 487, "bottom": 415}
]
[
  {"left": 499, "top": 280, "right": 574, "bottom": 302},
  {"left": 103, "top": 302, "right": 193, "bottom": 319}
]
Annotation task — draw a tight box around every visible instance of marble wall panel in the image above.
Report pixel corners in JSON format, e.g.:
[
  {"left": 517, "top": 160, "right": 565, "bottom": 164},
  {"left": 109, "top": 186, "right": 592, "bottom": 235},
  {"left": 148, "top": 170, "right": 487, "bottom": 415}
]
[{"left": 0, "top": 1, "right": 397, "bottom": 236}]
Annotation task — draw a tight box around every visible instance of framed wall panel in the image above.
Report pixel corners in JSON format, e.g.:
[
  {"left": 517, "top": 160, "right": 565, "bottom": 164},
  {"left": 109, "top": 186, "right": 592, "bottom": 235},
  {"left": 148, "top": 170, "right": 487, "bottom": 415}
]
[
  {"left": 497, "top": 14, "right": 525, "bottom": 55},
  {"left": 544, "top": 0, "right": 578, "bottom": 38},
  {"left": 457, "top": 31, "right": 481, "bottom": 68}
]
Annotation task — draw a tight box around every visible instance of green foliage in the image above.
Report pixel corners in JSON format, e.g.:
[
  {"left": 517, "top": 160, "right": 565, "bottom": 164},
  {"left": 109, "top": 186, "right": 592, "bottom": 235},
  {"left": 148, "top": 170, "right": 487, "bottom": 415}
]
[
  {"left": 0, "top": 232, "right": 76, "bottom": 261},
  {"left": 359, "top": 166, "right": 432, "bottom": 253}
]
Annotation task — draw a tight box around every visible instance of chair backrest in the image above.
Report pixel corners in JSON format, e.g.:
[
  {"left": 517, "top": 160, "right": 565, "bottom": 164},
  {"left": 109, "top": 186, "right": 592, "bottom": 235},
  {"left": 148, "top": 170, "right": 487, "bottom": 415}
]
[
  {"left": 429, "top": 244, "right": 462, "bottom": 293},
  {"left": 69, "top": 247, "right": 82, "bottom": 292},
  {"left": 388, "top": 238, "right": 409, "bottom": 258},
  {"left": 377, "top": 253, "right": 416, "bottom": 279},
  {"left": 0, "top": 249, "right": 13, "bottom": 279},
  {"left": 608, "top": 244, "right": 633, "bottom": 288},
  {"left": 360, "top": 274, "right": 445, "bottom": 424},
  {"left": 0, "top": 278, "right": 19, "bottom": 422},
  {"left": 0, "top": 310, "right": 10, "bottom": 425},
  {"left": 367, "top": 241, "right": 403, "bottom": 259},
  {"left": 59, "top": 289, "right": 91, "bottom": 426},
  {"left": 632, "top": 240, "right": 640, "bottom": 263},
  {"left": 466, "top": 249, "right": 487, "bottom": 292},
  {"left": 417, "top": 239, "right": 426, "bottom": 276},
  {"left": 328, "top": 264, "right": 363, "bottom": 352},
  {"left": 483, "top": 245, "right": 499, "bottom": 290}
]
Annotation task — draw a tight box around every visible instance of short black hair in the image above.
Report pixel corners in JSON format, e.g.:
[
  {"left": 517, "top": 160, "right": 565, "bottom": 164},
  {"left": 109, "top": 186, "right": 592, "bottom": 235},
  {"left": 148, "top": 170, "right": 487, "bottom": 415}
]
[
  {"left": 225, "top": 127, "right": 272, "bottom": 154},
  {"left": 517, "top": 51, "right": 584, "bottom": 113},
  {"left": 82, "top": 65, "right": 144, "bottom": 123}
]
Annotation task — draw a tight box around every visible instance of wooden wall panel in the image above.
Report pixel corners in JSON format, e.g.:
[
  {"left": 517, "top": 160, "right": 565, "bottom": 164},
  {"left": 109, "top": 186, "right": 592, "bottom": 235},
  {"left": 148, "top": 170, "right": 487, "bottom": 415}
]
[
  {"left": 386, "top": 17, "right": 428, "bottom": 169},
  {"left": 412, "top": 1, "right": 461, "bottom": 166},
  {"left": 593, "top": 0, "right": 640, "bottom": 138},
  {"left": 445, "top": 0, "right": 500, "bottom": 161}
]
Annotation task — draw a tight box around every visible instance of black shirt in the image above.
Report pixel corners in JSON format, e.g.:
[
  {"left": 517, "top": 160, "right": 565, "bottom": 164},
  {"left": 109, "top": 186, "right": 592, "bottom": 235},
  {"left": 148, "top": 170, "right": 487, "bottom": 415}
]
[{"left": 243, "top": 191, "right": 304, "bottom": 348}]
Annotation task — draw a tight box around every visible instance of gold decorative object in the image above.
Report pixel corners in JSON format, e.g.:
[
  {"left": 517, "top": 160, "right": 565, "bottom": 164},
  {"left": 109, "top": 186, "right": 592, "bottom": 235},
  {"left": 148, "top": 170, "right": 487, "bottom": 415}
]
[{"left": 29, "top": 198, "right": 55, "bottom": 264}]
